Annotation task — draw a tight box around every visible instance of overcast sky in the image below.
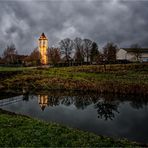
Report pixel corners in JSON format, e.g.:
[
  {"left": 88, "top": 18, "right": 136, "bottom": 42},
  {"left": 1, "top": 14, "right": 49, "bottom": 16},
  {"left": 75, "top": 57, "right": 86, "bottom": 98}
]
[{"left": 0, "top": 0, "right": 148, "bottom": 55}]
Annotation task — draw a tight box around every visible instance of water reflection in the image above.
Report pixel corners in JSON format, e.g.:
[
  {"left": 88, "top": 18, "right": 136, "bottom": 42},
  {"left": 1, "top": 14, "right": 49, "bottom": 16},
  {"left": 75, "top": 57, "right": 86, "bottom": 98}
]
[
  {"left": 1, "top": 91, "right": 148, "bottom": 143},
  {"left": 95, "top": 100, "right": 119, "bottom": 120},
  {"left": 38, "top": 95, "right": 49, "bottom": 111},
  {"left": 1, "top": 92, "right": 148, "bottom": 121},
  {"left": 23, "top": 93, "right": 29, "bottom": 101},
  {"left": 23, "top": 93, "right": 148, "bottom": 121}
]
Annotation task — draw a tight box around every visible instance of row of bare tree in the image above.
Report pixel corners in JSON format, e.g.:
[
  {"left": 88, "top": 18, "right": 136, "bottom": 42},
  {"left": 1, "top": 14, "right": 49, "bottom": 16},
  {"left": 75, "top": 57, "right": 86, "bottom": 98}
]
[
  {"left": 49, "top": 37, "right": 119, "bottom": 65},
  {"left": 0, "top": 38, "right": 141, "bottom": 66}
]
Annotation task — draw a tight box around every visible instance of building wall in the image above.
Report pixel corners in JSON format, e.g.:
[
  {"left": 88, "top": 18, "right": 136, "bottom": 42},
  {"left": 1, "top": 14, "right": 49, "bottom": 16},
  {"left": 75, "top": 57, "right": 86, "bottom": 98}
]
[
  {"left": 141, "top": 53, "right": 148, "bottom": 62},
  {"left": 38, "top": 39, "right": 48, "bottom": 65},
  {"left": 126, "top": 53, "right": 136, "bottom": 61},
  {"left": 116, "top": 49, "right": 127, "bottom": 60},
  {"left": 117, "top": 49, "right": 148, "bottom": 62}
]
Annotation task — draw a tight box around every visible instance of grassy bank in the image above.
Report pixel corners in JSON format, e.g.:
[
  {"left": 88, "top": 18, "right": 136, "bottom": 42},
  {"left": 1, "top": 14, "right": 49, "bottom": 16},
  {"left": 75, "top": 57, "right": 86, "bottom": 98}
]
[
  {"left": 0, "top": 109, "right": 143, "bottom": 147},
  {"left": 0, "top": 63, "right": 148, "bottom": 95},
  {"left": 0, "top": 66, "right": 35, "bottom": 72}
]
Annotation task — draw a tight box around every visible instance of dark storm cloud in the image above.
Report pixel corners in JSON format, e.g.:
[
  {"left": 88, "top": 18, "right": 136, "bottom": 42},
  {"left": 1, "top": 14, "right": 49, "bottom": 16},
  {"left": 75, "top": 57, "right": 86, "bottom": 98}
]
[{"left": 0, "top": 0, "right": 148, "bottom": 55}]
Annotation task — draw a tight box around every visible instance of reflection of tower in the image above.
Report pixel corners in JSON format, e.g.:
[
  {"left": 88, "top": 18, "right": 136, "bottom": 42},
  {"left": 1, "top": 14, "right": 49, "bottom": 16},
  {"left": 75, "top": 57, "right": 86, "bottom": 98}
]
[
  {"left": 38, "top": 95, "right": 49, "bottom": 111},
  {"left": 38, "top": 33, "right": 48, "bottom": 65}
]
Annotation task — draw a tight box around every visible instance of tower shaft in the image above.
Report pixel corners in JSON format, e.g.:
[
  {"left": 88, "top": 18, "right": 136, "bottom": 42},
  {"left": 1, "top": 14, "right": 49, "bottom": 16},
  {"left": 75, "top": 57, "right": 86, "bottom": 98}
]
[{"left": 38, "top": 33, "right": 48, "bottom": 65}]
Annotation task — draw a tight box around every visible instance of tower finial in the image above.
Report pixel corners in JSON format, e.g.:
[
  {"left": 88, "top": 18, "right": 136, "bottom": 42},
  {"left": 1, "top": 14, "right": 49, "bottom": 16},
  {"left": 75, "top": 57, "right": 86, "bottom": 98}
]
[{"left": 40, "top": 33, "right": 46, "bottom": 38}]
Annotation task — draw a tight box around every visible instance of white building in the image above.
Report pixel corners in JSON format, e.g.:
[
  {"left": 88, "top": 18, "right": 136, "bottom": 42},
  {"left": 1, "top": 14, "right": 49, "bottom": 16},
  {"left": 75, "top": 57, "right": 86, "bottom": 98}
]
[{"left": 117, "top": 48, "right": 148, "bottom": 62}]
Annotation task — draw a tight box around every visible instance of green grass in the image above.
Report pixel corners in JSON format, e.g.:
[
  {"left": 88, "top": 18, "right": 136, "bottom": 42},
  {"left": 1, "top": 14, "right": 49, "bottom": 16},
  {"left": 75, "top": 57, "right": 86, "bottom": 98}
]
[
  {"left": 0, "top": 109, "right": 142, "bottom": 147},
  {"left": 0, "top": 66, "right": 35, "bottom": 72}
]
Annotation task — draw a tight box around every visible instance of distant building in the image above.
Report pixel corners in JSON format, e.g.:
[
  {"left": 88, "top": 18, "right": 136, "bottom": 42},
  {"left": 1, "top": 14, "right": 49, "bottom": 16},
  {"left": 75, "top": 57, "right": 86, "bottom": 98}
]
[
  {"left": 38, "top": 33, "right": 48, "bottom": 65},
  {"left": 0, "top": 57, "right": 5, "bottom": 65},
  {"left": 61, "top": 55, "right": 73, "bottom": 63},
  {"left": 15, "top": 55, "right": 28, "bottom": 64},
  {"left": 117, "top": 48, "right": 148, "bottom": 62},
  {"left": 1, "top": 54, "right": 28, "bottom": 65}
]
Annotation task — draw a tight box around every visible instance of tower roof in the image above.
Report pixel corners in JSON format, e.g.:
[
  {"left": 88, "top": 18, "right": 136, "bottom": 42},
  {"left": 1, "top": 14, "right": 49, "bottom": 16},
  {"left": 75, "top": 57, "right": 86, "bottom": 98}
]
[{"left": 39, "top": 32, "right": 48, "bottom": 40}]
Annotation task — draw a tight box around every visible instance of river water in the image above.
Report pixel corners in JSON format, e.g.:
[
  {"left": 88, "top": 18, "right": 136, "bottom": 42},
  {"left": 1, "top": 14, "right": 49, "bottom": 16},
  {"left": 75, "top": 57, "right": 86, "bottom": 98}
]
[{"left": 0, "top": 92, "right": 148, "bottom": 144}]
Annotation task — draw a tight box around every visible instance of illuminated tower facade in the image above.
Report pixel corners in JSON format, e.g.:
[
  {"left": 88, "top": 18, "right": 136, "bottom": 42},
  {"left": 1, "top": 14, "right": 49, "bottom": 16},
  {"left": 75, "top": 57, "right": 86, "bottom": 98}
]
[{"left": 38, "top": 33, "right": 48, "bottom": 65}]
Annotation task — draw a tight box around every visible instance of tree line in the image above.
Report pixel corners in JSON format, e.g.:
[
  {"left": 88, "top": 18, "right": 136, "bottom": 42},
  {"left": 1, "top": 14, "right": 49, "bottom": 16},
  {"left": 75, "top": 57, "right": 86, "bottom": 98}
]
[{"left": 0, "top": 37, "right": 141, "bottom": 66}]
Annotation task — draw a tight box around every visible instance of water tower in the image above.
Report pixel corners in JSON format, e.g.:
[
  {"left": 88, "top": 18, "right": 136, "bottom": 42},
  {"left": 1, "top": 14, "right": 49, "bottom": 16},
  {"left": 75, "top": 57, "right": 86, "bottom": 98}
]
[{"left": 38, "top": 33, "right": 48, "bottom": 65}]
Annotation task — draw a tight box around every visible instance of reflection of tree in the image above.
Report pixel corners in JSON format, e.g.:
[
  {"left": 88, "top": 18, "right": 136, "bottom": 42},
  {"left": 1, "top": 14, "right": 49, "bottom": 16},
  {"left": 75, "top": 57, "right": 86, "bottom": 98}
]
[
  {"left": 35, "top": 92, "right": 148, "bottom": 117},
  {"left": 36, "top": 93, "right": 120, "bottom": 119},
  {"left": 109, "top": 94, "right": 148, "bottom": 110},
  {"left": 36, "top": 93, "right": 101, "bottom": 111},
  {"left": 61, "top": 96, "right": 75, "bottom": 106},
  {"left": 48, "top": 95, "right": 60, "bottom": 107},
  {"left": 23, "top": 94, "right": 29, "bottom": 101},
  {"left": 95, "top": 100, "right": 119, "bottom": 120},
  {"left": 60, "top": 95, "right": 97, "bottom": 110},
  {"left": 129, "top": 96, "right": 148, "bottom": 110},
  {"left": 74, "top": 96, "right": 92, "bottom": 110}
]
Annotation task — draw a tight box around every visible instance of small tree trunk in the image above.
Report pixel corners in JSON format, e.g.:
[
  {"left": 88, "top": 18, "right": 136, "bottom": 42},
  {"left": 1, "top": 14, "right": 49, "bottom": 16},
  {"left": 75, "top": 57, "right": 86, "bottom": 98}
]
[{"left": 104, "top": 64, "right": 106, "bottom": 72}]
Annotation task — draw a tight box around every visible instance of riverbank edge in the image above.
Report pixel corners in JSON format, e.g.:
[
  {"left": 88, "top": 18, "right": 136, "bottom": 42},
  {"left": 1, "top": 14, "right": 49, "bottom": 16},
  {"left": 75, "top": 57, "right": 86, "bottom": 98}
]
[
  {"left": 0, "top": 64, "right": 148, "bottom": 95},
  {"left": 0, "top": 109, "right": 146, "bottom": 147},
  {"left": 1, "top": 79, "right": 148, "bottom": 96}
]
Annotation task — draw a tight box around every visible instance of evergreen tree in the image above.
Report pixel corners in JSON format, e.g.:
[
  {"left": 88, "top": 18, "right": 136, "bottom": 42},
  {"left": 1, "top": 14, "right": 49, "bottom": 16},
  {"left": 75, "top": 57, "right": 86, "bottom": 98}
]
[{"left": 90, "top": 42, "right": 99, "bottom": 63}]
